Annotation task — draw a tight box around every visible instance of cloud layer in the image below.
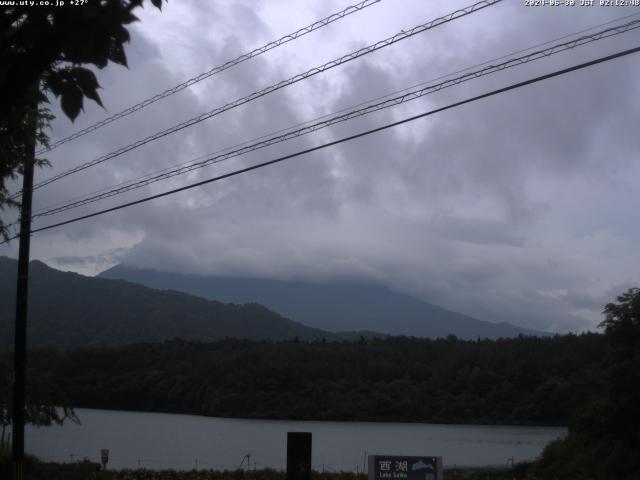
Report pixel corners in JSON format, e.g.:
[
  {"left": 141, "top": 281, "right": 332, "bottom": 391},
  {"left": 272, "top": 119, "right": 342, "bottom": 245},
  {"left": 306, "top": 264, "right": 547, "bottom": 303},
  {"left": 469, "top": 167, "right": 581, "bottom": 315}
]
[{"left": 3, "top": 0, "right": 640, "bottom": 332}]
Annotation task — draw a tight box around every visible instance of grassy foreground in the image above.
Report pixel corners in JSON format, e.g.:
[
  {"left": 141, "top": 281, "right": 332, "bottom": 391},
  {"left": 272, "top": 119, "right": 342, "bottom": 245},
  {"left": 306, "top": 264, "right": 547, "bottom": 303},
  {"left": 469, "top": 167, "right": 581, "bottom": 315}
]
[
  {"left": 0, "top": 452, "right": 534, "bottom": 480},
  {"left": 0, "top": 446, "right": 542, "bottom": 480}
]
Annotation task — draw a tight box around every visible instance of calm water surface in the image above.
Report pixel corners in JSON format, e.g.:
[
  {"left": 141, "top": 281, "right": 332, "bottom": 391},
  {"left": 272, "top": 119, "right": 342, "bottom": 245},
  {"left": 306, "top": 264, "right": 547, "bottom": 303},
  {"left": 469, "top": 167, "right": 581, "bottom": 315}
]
[{"left": 26, "top": 408, "right": 566, "bottom": 471}]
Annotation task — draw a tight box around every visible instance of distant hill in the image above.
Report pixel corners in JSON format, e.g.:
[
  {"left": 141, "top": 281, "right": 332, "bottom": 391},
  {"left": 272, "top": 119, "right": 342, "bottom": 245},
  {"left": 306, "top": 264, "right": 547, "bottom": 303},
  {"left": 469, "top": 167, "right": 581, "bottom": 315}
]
[
  {"left": 99, "top": 264, "right": 548, "bottom": 339},
  {"left": 0, "top": 257, "right": 351, "bottom": 350}
]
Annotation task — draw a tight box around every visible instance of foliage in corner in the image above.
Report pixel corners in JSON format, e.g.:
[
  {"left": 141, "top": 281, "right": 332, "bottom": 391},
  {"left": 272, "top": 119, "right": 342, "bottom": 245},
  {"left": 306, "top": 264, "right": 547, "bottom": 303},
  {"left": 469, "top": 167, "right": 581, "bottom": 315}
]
[
  {"left": 0, "top": 361, "right": 78, "bottom": 450},
  {"left": 599, "top": 288, "right": 640, "bottom": 455},
  {"left": 0, "top": 0, "right": 165, "bottom": 240},
  {"left": 532, "top": 287, "right": 640, "bottom": 480}
]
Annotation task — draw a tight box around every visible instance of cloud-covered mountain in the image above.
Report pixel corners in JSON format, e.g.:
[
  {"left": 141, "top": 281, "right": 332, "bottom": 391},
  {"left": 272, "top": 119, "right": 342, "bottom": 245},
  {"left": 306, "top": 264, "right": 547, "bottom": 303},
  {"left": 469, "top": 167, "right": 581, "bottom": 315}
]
[
  {"left": 99, "top": 263, "right": 548, "bottom": 339},
  {"left": 0, "top": 257, "right": 353, "bottom": 350},
  {"left": 1, "top": 2, "right": 637, "bottom": 335}
]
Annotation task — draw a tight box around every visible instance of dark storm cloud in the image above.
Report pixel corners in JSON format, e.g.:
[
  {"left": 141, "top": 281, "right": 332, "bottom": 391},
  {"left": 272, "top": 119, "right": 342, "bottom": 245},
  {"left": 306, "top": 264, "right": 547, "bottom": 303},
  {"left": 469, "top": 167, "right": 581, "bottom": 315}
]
[{"left": 2, "top": 0, "right": 639, "bottom": 331}]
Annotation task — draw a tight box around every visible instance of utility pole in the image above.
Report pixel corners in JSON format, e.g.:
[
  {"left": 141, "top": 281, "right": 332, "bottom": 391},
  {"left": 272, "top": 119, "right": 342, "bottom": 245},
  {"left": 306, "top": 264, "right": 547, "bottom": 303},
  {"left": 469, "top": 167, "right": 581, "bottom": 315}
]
[{"left": 12, "top": 89, "right": 37, "bottom": 480}]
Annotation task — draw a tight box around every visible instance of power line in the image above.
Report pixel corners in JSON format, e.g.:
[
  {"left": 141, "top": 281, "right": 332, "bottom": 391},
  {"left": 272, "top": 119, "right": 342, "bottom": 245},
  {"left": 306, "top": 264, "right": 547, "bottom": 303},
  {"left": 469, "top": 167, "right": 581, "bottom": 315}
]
[
  {"left": 6, "top": 15, "right": 639, "bottom": 231},
  {"left": 19, "top": 0, "right": 502, "bottom": 197},
  {"left": 35, "top": 0, "right": 384, "bottom": 155},
  {"left": 29, "top": 18, "right": 640, "bottom": 219},
  {"left": 2, "top": 44, "right": 636, "bottom": 245},
  {"left": 12, "top": 10, "right": 639, "bottom": 217},
  {"left": 32, "top": 10, "right": 640, "bottom": 217}
]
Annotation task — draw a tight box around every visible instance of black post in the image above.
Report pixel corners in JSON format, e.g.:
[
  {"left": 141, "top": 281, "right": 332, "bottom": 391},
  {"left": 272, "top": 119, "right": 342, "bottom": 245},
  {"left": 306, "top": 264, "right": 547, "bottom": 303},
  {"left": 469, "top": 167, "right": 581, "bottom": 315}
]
[
  {"left": 12, "top": 110, "right": 36, "bottom": 480},
  {"left": 286, "top": 432, "right": 311, "bottom": 480}
]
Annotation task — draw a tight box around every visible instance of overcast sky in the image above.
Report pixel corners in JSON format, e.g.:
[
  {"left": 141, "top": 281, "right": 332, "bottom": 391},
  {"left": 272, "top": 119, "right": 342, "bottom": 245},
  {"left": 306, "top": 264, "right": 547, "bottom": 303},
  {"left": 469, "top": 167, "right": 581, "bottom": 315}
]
[{"left": 2, "top": 0, "right": 640, "bottom": 333}]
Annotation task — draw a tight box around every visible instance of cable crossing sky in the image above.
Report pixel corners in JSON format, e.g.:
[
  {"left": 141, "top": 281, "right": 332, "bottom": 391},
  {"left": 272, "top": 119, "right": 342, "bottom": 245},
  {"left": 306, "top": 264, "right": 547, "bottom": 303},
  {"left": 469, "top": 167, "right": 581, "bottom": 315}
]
[
  {"left": 19, "top": 0, "right": 502, "bottom": 197},
  {"left": 1, "top": 44, "right": 635, "bottom": 246},
  {"left": 35, "top": 0, "right": 384, "bottom": 155},
  {"left": 28, "top": 18, "right": 640, "bottom": 220},
  {"left": 37, "top": 10, "right": 636, "bottom": 216}
]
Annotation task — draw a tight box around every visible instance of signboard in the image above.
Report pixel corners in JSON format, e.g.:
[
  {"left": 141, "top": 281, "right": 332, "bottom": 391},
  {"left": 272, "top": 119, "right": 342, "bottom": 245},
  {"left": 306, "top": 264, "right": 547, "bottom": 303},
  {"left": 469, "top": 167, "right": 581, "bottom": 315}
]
[{"left": 368, "top": 455, "right": 443, "bottom": 480}]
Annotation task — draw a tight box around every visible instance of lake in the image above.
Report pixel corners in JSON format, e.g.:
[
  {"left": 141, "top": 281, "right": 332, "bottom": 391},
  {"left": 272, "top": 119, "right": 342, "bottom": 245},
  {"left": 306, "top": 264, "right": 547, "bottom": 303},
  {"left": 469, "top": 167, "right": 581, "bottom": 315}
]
[{"left": 26, "top": 408, "right": 566, "bottom": 471}]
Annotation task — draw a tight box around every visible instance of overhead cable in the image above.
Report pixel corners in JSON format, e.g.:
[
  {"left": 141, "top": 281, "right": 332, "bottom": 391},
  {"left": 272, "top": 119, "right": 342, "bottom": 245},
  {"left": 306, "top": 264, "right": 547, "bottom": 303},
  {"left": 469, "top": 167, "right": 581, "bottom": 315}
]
[
  {"left": 1, "top": 44, "right": 635, "bottom": 244},
  {"left": 44, "top": 10, "right": 639, "bottom": 214},
  {"left": 29, "top": 18, "right": 640, "bottom": 219},
  {"left": 21, "top": 0, "right": 502, "bottom": 196},
  {"left": 36, "top": 0, "right": 384, "bottom": 155}
]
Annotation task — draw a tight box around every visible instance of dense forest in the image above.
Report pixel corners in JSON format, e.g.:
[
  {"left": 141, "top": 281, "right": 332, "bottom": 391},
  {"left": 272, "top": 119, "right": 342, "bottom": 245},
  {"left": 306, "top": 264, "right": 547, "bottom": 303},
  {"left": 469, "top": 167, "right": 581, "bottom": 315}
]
[
  {"left": 3, "top": 288, "right": 638, "bottom": 479},
  {"left": 15, "top": 334, "right": 606, "bottom": 426}
]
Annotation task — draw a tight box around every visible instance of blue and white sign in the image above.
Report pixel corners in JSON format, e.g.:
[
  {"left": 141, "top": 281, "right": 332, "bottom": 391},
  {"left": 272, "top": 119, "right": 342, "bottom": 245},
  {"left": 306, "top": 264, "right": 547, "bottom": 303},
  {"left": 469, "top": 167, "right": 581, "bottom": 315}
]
[{"left": 368, "top": 455, "right": 443, "bottom": 480}]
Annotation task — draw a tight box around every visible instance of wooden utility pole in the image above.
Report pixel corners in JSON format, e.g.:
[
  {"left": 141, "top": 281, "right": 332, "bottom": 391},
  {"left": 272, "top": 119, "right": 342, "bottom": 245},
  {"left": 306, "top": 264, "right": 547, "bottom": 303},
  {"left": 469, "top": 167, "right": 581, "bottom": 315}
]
[{"left": 12, "top": 93, "right": 37, "bottom": 480}]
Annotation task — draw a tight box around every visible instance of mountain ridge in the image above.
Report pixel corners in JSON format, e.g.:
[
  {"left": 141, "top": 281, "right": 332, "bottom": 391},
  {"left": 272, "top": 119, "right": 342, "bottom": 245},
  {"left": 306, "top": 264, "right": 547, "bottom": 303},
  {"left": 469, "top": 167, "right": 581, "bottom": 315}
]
[
  {"left": 99, "top": 263, "right": 548, "bottom": 339},
  {"left": 0, "top": 256, "right": 364, "bottom": 350}
]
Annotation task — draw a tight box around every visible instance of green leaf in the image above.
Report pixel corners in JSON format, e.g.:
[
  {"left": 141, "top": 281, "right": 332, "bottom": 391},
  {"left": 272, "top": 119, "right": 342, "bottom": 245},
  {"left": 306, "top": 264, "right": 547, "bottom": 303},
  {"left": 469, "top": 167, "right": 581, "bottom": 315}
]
[
  {"left": 109, "top": 42, "right": 128, "bottom": 68},
  {"left": 70, "top": 67, "right": 104, "bottom": 108},
  {"left": 43, "top": 70, "right": 65, "bottom": 97},
  {"left": 60, "top": 84, "right": 83, "bottom": 122}
]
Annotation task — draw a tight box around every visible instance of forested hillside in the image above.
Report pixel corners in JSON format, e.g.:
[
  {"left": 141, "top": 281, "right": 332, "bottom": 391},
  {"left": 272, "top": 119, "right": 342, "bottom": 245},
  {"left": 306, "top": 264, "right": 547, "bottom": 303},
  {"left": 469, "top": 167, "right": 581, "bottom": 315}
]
[
  {"left": 0, "top": 257, "right": 352, "bottom": 349},
  {"left": 100, "top": 264, "right": 547, "bottom": 339},
  {"left": 22, "top": 334, "right": 606, "bottom": 426}
]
